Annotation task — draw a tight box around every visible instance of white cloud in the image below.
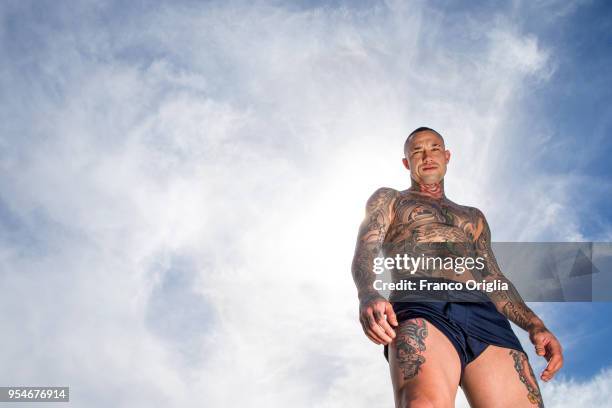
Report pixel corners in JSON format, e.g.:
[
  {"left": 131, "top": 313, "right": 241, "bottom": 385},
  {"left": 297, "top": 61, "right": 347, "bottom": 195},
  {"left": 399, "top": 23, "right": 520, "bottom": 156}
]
[
  {"left": 454, "top": 367, "right": 612, "bottom": 408},
  {"left": 0, "top": 1, "right": 604, "bottom": 407},
  {"left": 542, "top": 368, "right": 612, "bottom": 407}
]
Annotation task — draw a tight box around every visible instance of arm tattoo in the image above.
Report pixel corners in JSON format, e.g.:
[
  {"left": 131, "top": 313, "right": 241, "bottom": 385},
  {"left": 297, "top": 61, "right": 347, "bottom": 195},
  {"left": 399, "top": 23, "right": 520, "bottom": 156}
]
[
  {"left": 472, "top": 209, "right": 545, "bottom": 331},
  {"left": 396, "top": 319, "right": 428, "bottom": 380},
  {"left": 351, "top": 187, "right": 399, "bottom": 299},
  {"left": 510, "top": 350, "right": 544, "bottom": 407}
]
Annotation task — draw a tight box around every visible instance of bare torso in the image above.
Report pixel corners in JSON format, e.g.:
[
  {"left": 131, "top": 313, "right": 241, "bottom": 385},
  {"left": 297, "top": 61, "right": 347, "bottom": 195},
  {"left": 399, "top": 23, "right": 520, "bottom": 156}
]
[
  {"left": 381, "top": 190, "right": 487, "bottom": 292},
  {"left": 352, "top": 129, "right": 562, "bottom": 406}
]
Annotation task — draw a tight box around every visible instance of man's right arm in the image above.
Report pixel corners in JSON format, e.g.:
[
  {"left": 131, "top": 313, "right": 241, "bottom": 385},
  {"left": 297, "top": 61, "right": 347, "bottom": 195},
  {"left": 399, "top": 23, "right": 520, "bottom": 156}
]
[{"left": 351, "top": 187, "right": 399, "bottom": 345}]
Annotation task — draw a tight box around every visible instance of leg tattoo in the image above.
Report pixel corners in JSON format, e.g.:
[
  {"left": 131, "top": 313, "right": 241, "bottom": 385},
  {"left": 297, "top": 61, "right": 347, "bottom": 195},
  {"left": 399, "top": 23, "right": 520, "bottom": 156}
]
[
  {"left": 509, "top": 350, "right": 544, "bottom": 408},
  {"left": 395, "top": 319, "right": 428, "bottom": 380}
]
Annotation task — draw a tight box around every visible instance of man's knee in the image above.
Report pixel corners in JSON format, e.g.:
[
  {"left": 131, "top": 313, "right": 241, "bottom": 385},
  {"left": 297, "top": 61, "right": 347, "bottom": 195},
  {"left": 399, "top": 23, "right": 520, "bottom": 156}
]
[
  {"left": 399, "top": 396, "right": 440, "bottom": 408},
  {"left": 397, "top": 388, "right": 452, "bottom": 408},
  {"left": 404, "top": 398, "right": 434, "bottom": 408}
]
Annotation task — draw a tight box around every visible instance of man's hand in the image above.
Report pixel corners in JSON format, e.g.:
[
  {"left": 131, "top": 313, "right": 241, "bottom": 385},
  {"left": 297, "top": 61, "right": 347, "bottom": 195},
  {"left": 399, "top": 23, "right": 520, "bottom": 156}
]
[
  {"left": 358, "top": 292, "right": 398, "bottom": 345},
  {"left": 529, "top": 325, "right": 564, "bottom": 382}
]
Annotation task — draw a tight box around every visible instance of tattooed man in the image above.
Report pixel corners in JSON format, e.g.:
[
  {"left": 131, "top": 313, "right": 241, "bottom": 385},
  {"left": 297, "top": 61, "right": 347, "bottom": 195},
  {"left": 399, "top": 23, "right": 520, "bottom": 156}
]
[{"left": 351, "top": 127, "right": 563, "bottom": 407}]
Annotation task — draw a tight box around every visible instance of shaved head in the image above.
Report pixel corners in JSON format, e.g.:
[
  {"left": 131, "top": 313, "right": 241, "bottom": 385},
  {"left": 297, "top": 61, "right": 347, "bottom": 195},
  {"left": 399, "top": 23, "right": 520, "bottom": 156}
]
[{"left": 404, "top": 127, "right": 445, "bottom": 156}]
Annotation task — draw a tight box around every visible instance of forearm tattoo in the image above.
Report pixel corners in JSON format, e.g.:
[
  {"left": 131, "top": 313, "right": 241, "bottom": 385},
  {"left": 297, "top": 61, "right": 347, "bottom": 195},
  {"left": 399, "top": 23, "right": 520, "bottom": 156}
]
[
  {"left": 510, "top": 350, "right": 544, "bottom": 407},
  {"left": 473, "top": 210, "right": 541, "bottom": 331},
  {"left": 396, "top": 319, "right": 428, "bottom": 380}
]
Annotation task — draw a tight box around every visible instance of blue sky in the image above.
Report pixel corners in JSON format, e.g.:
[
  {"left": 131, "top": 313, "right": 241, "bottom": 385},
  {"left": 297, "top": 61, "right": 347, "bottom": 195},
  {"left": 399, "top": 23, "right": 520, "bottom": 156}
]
[
  {"left": 519, "top": 0, "right": 612, "bottom": 239},
  {"left": 490, "top": 1, "right": 612, "bottom": 382},
  {"left": 492, "top": 0, "right": 612, "bottom": 381},
  {"left": 1, "top": 0, "right": 611, "bottom": 406}
]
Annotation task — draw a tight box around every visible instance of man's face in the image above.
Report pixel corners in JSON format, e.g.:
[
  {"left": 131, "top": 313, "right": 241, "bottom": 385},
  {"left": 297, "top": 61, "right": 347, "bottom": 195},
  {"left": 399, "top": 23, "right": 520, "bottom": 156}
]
[{"left": 402, "top": 131, "right": 451, "bottom": 184}]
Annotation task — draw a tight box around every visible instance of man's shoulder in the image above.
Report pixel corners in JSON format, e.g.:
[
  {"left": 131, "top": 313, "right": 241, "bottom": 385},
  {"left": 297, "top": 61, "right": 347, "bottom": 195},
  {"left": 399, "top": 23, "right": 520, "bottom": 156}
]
[
  {"left": 445, "top": 199, "right": 487, "bottom": 219},
  {"left": 462, "top": 205, "right": 489, "bottom": 227},
  {"left": 365, "top": 187, "right": 400, "bottom": 208},
  {"left": 372, "top": 186, "right": 399, "bottom": 195},
  {"left": 369, "top": 187, "right": 400, "bottom": 200}
]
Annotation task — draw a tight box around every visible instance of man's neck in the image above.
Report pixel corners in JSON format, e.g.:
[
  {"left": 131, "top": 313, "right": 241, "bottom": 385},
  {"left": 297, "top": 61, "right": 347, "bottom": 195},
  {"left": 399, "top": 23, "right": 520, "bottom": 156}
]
[{"left": 410, "top": 178, "right": 445, "bottom": 199}]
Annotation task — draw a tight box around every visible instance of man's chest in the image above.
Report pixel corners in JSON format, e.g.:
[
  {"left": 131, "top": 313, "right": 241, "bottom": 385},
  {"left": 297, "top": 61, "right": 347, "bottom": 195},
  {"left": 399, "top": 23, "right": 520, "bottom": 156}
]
[{"left": 387, "top": 198, "right": 480, "bottom": 243}]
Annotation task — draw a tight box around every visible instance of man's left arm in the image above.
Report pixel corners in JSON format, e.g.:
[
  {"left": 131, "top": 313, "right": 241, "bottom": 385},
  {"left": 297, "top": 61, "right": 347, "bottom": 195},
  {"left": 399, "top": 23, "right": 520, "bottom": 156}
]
[{"left": 472, "top": 209, "right": 564, "bottom": 382}]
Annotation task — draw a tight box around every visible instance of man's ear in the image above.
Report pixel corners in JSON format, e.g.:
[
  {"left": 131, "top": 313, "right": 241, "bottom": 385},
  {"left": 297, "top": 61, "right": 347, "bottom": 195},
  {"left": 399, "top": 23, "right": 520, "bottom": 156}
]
[
  {"left": 445, "top": 150, "right": 451, "bottom": 164},
  {"left": 402, "top": 157, "right": 410, "bottom": 170}
]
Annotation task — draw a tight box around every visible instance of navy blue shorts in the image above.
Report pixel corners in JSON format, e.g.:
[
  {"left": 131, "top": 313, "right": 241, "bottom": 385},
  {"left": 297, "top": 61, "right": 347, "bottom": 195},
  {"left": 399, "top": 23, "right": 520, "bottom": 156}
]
[{"left": 383, "top": 300, "right": 526, "bottom": 377}]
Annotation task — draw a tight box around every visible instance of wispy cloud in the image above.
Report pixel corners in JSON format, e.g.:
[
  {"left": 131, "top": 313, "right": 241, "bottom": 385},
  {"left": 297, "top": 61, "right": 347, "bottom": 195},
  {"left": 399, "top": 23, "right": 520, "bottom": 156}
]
[
  {"left": 0, "top": 0, "right": 605, "bottom": 406},
  {"left": 543, "top": 368, "right": 612, "bottom": 407}
]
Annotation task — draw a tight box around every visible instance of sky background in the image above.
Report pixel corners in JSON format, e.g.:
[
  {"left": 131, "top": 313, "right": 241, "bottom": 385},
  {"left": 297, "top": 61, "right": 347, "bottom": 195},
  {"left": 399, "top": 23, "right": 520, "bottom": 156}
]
[{"left": 1, "top": 0, "right": 611, "bottom": 407}]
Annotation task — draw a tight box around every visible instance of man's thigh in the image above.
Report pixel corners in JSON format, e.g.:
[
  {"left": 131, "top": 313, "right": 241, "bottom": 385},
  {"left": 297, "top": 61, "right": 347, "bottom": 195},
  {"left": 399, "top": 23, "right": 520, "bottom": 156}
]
[
  {"left": 461, "top": 345, "right": 544, "bottom": 408},
  {"left": 388, "top": 317, "right": 461, "bottom": 408}
]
